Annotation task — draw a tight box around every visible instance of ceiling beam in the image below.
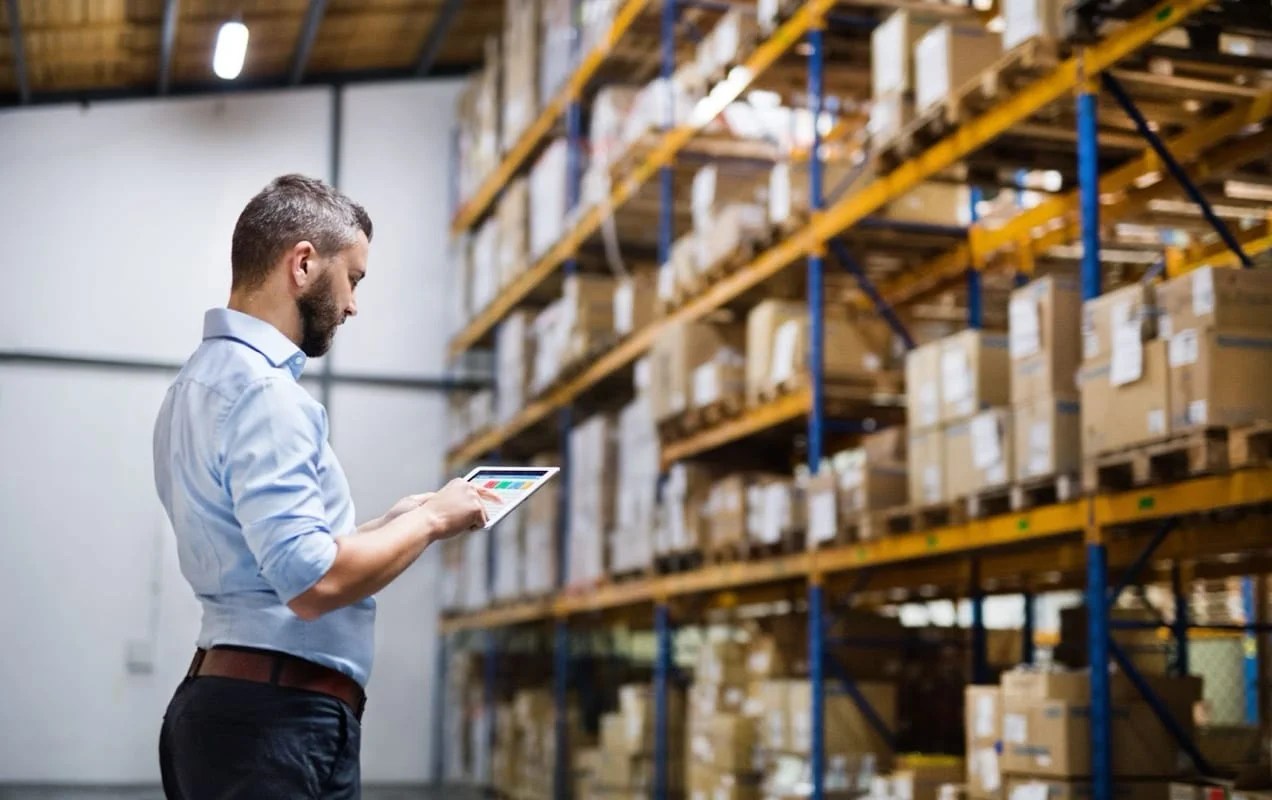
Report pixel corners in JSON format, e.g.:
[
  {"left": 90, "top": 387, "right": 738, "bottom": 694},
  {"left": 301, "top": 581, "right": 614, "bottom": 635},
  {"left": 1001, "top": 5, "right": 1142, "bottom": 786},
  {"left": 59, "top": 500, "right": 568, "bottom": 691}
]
[
  {"left": 414, "top": 0, "right": 465, "bottom": 77},
  {"left": 289, "top": 0, "right": 329, "bottom": 85},
  {"left": 157, "top": 0, "right": 180, "bottom": 95},
  {"left": 4, "top": 0, "right": 30, "bottom": 104}
]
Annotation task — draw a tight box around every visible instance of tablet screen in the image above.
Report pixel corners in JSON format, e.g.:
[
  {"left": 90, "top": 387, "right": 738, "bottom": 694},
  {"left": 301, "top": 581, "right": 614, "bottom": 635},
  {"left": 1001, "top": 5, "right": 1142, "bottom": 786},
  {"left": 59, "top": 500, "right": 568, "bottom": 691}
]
[{"left": 465, "top": 467, "right": 558, "bottom": 527}]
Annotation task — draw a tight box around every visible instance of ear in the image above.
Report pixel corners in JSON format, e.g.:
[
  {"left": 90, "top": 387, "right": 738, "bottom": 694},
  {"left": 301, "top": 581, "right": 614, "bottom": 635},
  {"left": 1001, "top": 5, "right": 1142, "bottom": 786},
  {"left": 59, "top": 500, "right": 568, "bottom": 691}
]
[{"left": 290, "top": 240, "right": 317, "bottom": 290}]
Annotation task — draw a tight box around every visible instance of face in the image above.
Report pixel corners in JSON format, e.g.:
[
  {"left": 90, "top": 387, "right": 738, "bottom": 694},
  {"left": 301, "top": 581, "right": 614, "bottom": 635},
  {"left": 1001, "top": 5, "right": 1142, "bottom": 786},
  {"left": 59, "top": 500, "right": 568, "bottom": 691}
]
[{"left": 296, "top": 231, "right": 368, "bottom": 358}]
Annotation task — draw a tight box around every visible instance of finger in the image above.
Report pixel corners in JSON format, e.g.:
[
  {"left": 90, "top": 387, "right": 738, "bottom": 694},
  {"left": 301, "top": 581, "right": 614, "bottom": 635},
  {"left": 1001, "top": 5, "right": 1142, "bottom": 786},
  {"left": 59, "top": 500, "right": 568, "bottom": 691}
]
[{"left": 477, "top": 488, "right": 502, "bottom": 503}]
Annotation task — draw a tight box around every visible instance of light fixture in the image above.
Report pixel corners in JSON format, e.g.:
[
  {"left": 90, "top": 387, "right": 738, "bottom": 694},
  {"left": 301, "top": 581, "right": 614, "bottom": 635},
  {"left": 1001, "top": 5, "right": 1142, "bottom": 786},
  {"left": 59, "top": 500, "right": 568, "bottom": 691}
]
[{"left": 213, "top": 20, "right": 250, "bottom": 80}]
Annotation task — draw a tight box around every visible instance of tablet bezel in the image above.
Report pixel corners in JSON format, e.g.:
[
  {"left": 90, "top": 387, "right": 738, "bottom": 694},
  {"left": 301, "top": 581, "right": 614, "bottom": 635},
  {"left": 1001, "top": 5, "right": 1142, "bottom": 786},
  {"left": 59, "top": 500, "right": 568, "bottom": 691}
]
[{"left": 463, "top": 465, "right": 561, "bottom": 529}]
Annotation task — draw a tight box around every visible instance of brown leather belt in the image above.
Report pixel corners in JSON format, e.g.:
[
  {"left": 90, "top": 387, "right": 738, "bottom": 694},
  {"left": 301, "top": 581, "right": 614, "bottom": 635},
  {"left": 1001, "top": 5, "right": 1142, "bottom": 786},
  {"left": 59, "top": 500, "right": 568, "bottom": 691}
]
[{"left": 187, "top": 646, "right": 366, "bottom": 721}]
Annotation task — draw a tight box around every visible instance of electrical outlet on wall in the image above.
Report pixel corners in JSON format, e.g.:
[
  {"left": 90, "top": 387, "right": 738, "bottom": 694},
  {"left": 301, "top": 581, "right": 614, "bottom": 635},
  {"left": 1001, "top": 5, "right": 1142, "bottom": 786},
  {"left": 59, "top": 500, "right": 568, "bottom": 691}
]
[{"left": 126, "top": 638, "right": 155, "bottom": 675}]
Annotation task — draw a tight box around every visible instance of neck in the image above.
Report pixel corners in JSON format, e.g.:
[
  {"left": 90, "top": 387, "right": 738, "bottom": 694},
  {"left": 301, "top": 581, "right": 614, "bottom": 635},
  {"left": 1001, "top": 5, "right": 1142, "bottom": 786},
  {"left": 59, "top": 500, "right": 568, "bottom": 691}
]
[{"left": 228, "top": 287, "right": 302, "bottom": 347}]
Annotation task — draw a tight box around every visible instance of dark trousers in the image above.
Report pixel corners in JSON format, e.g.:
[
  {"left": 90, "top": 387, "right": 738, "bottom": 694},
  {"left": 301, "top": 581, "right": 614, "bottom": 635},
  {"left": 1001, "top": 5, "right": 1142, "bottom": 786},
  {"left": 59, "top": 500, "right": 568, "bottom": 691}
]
[{"left": 159, "top": 675, "right": 361, "bottom": 799}]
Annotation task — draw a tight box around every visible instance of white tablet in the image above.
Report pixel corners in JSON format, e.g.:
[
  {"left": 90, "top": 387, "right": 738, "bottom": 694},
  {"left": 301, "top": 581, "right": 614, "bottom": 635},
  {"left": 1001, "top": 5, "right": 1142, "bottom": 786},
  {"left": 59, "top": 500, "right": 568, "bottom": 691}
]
[{"left": 463, "top": 465, "right": 561, "bottom": 529}]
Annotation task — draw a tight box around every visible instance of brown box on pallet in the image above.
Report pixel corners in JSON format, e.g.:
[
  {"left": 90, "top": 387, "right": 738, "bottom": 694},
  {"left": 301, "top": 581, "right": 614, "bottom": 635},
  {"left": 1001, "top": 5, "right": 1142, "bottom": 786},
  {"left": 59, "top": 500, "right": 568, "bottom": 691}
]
[
  {"left": 500, "top": 0, "right": 539, "bottom": 152},
  {"left": 689, "top": 713, "right": 757, "bottom": 773},
  {"left": 496, "top": 177, "right": 530, "bottom": 287},
  {"left": 1014, "top": 394, "right": 1082, "bottom": 482},
  {"left": 1003, "top": 0, "right": 1068, "bottom": 49},
  {"left": 787, "top": 680, "right": 898, "bottom": 763},
  {"left": 1081, "top": 282, "right": 1157, "bottom": 363},
  {"left": 1155, "top": 266, "right": 1272, "bottom": 340},
  {"left": 692, "top": 350, "right": 747, "bottom": 410},
  {"left": 940, "top": 330, "right": 1011, "bottom": 424},
  {"left": 768, "top": 159, "right": 871, "bottom": 230},
  {"left": 649, "top": 319, "right": 746, "bottom": 422},
  {"left": 1055, "top": 606, "right": 1169, "bottom": 676},
  {"left": 749, "top": 477, "right": 804, "bottom": 547},
  {"left": 869, "top": 89, "right": 916, "bottom": 148},
  {"left": 696, "top": 638, "right": 749, "bottom": 688},
  {"left": 745, "top": 300, "right": 892, "bottom": 405},
  {"left": 872, "top": 9, "right": 937, "bottom": 98},
  {"left": 893, "top": 756, "right": 966, "bottom": 800},
  {"left": 619, "top": 684, "right": 686, "bottom": 755},
  {"left": 806, "top": 447, "right": 909, "bottom": 546},
  {"left": 613, "top": 268, "right": 659, "bottom": 337},
  {"left": 687, "top": 765, "right": 762, "bottom": 800},
  {"left": 907, "top": 340, "right": 944, "bottom": 432},
  {"left": 1011, "top": 273, "right": 1083, "bottom": 405},
  {"left": 999, "top": 669, "right": 1202, "bottom": 778},
  {"left": 658, "top": 462, "right": 715, "bottom": 556},
  {"left": 1167, "top": 327, "right": 1272, "bottom": 432},
  {"left": 1078, "top": 339, "right": 1172, "bottom": 455},
  {"left": 965, "top": 686, "right": 1003, "bottom": 800},
  {"left": 705, "top": 474, "right": 749, "bottom": 552},
  {"left": 1004, "top": 778, "right": 1175, "bottom": 800},
  {"left": 944, "top": 407, "right": 1014, "bottom": 500},
  {"left": 914, "top": 23, "right": 1003, "bottom": 115},
  {"left": 908, "top": 426, "right": 947, "bottom": 505}
]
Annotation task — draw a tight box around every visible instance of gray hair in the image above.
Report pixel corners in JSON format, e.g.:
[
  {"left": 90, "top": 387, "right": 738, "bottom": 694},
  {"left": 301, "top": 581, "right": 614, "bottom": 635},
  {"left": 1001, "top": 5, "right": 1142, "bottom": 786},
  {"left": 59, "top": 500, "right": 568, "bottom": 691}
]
[{"left": 231, "top": 174, "right": 373, "bottom": 290}]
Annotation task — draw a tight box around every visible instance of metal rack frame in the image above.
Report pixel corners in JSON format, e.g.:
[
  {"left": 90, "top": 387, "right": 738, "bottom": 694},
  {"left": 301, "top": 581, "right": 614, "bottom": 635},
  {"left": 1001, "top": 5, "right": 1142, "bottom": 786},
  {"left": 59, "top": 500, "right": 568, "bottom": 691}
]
[{"left": 438, "top": 1, "right": 1272, "bottom": 798}]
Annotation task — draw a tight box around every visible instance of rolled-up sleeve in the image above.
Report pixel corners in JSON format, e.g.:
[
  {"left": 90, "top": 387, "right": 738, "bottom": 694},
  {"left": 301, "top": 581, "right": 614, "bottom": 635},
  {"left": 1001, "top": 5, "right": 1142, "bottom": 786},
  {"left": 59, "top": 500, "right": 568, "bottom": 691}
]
[{"left": 222, "top": 377, "right": 338, "bottom": 603}]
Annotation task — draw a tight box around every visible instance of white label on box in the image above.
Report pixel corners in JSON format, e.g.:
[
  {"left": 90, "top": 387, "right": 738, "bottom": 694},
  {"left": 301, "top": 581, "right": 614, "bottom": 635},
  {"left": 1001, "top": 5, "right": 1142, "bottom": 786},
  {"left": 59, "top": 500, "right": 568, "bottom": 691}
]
[
  {"left": 941, "top": 347, "right": 972, "bottom": 407},
  {"left": 761, "top": 484, "right": 787, "bottom": 544},
  {"left": 692, "top": 165, "right": 717, "bottom": 234},
  {"left": 769, "top": 162, "right": 792, "bottom": 225},
  {"left": 1003, "top": 0, "right": 1042, "bottom": 49},
  {"left": 1148, "top": 408, "right": 1166, "bottom": 435},
  {"left": 770, "top": 319, "right": 802, "bottom": 385},
  {"left": 977, "top": 747, "right": 1001, "bottom": 792},
  {"left": 1159, "top": 313, "right": 1173, "bottom": 340},
  {"left": 1003, "top": 712, "right": 1028, "bottom": 744},
  {"left": 918, "top": 383, "right": 939, "bottom": 427},
  {"left": 1193, "top": 267, "right": 1215, "bottom": 317},
  {"left": 872, "top": 13, "right": 906, "bottom": 97},
  {"left": 863, "top": 352, "right": 881, "bottom": 372},
  {"left": 657, "top": 262, "right": 675, "bottom": 300},
  {"left": 757, "top": 0, "right": 778, "bottom": 32},
  {"left": 923, "top": 464, "right": 941, "bottom": 504},
  {"left": 810, "top": 491, "right": 837, "bottom": 543},
  {"left": 975, "top": 694, "right": 996, "bottom": 738},
  {"left": 1084, "top": 331, "right": 1100, "bottom": 360},
  {"left": 1189, "top": 399, "right": 1208, "bottom": 425},
  {"left": 614, "top": 281, "right": 634, "bottom": 335},
  {"left": 986, "top": 461, "right": 1007, "bottom": 486},
  {"left": 1010, "top": 782, "right": 1049, "bottom": 800},
  {"left": 693, "top": 362, "right": 720, "bottom": 406},
  {"left": 1028, "top": 419, "right": 1052, "bottom": 477},
  {"left": 1169, "top": 328, "right": 1199, "bottom": 367},
  {"left": 1009, "top": 294, "right": 1042, "bottom": 359},
  {"left": 913, "top": 26, "right": 947, "bottom": 112},
  {"left": 1110, "top": 324, "right": 1144, "bottom": 387},
  {"left": 971, "top": 413, "right": 1002, "bottom": 469}
]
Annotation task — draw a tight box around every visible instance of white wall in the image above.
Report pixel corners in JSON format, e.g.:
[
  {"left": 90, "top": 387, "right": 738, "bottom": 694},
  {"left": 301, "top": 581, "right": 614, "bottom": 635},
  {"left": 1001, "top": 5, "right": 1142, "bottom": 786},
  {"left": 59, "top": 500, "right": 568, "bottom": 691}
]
[{"left": 0, "top": 78, "right": 463, "bottom": 784}]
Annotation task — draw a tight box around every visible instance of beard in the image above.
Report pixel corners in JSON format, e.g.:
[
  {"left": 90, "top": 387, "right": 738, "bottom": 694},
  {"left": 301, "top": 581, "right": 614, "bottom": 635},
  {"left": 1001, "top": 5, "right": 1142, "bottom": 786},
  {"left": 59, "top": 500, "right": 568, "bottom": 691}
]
[{"left": 296, "top": 271, "right": 343, "bottom": 358}]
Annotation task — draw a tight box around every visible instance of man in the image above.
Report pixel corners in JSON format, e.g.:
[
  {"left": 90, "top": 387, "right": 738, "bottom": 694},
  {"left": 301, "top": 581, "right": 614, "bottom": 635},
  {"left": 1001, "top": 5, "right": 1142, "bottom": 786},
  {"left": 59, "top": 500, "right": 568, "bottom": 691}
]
[{"left": 153, "top": 174, "right": 495, "bottom": 798}]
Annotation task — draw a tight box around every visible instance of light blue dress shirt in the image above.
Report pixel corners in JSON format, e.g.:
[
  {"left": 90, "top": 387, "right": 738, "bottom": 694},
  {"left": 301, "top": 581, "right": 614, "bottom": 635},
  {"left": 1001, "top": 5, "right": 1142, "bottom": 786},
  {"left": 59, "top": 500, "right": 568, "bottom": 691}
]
[{"left": 153, "top": 308, "right": 375, "bottom": 687}]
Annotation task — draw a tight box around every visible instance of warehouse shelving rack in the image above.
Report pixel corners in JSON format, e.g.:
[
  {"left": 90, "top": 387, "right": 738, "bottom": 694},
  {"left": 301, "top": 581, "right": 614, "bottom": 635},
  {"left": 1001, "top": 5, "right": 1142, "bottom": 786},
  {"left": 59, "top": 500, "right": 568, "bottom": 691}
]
[{"left": 438, "top": 1, "right": 1272, "bottom": 799}]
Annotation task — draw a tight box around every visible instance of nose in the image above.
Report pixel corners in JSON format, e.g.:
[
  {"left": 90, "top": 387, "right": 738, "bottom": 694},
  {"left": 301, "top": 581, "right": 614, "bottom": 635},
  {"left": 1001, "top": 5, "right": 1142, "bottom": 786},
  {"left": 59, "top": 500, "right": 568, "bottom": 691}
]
[{"left": 345, "top": 297, "right": 357, "bottom": 319}]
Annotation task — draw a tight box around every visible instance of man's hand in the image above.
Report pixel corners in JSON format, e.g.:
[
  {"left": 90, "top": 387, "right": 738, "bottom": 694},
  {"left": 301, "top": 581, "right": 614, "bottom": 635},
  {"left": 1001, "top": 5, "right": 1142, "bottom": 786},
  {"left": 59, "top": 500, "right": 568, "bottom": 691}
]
[
  {"left": 382, "top": 492, "right": 435, "bottom": 525},
  {"left": 418, "top": 478, "right": 501, "bottom": 539}
]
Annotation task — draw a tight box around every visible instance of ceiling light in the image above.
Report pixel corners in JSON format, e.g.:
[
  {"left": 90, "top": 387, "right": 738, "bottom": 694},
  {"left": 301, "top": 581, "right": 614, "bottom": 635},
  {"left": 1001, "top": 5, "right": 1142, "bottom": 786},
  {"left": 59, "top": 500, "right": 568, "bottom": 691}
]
[{"left": 213, "top": 20, "right": 250, "bottom": 80}]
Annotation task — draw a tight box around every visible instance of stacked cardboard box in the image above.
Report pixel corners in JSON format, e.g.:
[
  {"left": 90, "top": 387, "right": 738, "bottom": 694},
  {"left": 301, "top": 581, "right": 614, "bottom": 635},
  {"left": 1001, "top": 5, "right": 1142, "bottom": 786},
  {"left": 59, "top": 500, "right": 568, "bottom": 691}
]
[
  {"left": 1053, "top": 605, "right": 1170, "bottom": 677},
  {"left": 649, "top": 319, "right": 747, "bottom": 423},
  {"left": 523, "top": 453, "right": 560, "bottom": 596},
  {"left": 613, "top": 268, "right": 659, "bottom": 337},
  {"left": 1155, "top": 266, "right": 1272, "bottom": 433},
  {"left": 805, "top": 428, "right": 908, "bottom": 547},
  {"left": 567, "top": 413, "right": 616, "bottom": 587},
  {"left": 867, "top": 756, "right": 965, "bottom": 800},
  {"left": 693, "top": 5, "right": 761, "bottom": 83},
  {"left": 1002, "top": 0, "right": 1067, "bottom": 51},
  {"left": 531, "top": 274, "right": 617, "bottom": 394},
  {"left": 529, "top": 139, "right": 573, "bottom": 261},
  {"left": 998, "top": 667, "right": 1202, "bottom": 780},
  {"left": 596, "top": 685, "right": 688, "bottom": 796},
  {"left": 868, "top": 10, "right": 935, "bottom": 145},
  {"left": 611, "top": 387, "right": 658, "bottom": 575},
  {"left": 496, "top": 178, "right": 530, "bottom": 288},
  {"left": 463, "top": 528, "right": 490, "bottom": 610},
  {"left": 590, "top": 85, "right": 643, "bottom": 171},
  {"left": 905, "top": 330, "right": 1010, "bottom": 505},
  {"left": 513, "top": 690, "right": 555, "bottom": 800},
  {"left": 881, "top": 181, "right": 973, "bottom": 229},
  {"left": 656, "top": 462, "right": 716, "bottom": 559},
  {"left": 492, "top": 509, "right": 523, "bottom": 602},
  {"left": 913, "top": 23, "right": 1002, "bottom": 115},
  {"left": 689, "top": 639, "right": 761, "bottom": 800},
  {"left": 496, "top": 310, "right": 536, "bottom": 424},
  {"left": 1078, "top": 283, "right": 1167, "bottom": 457},
  {"left": 703, "top": 472, "right": 788, "bottom": 556},
  {"left": 965, "top": 685, "right": 1003, "bottom": 799},
  {"left": 538, "top": 0, "right": 573, "bottom": 102},
  {"left": 1010, "top": 274, "right": 1083, "bottom": 484},
  {"left": 621, "top": 70, "right": 704, "bottom": 151},
  {"left": 500, "top": 0, "right": 539, "bottom": 154},
  {"left": 768, "top": 159, "right": 868, "bottom": 231},
  {"left": 748, "top": 477, "right": 805, "bottom": 549},
  {"left": 690, "top": 164, "right": 767, "bottom": 278},
  {"left": 456, "top": 36, "right": 502, "bottom": 203},
  {"left": 470, "top": 215, "right": 500, "bottom": 315}
]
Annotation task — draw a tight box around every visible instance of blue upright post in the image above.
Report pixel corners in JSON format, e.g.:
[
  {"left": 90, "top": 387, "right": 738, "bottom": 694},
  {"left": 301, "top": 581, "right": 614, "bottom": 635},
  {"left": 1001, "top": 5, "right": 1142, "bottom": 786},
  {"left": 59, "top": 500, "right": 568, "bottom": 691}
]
[
  {"left": 1078, "top": 88, "right": 1102, "bottom": 301},
  {"left": 1021, "top": 591, "right": 1036, "bottom": 665},
  {"left": 809, "top": 581, "right": 826, "bottom": 800},
  {"left": 554, "top": 621, "right": 570, "bottom": 800},
  {"left": 807, "top": 24, "right": 825, "bottom": 473},
  {"left": 654, "top": 603, "right": 672, "bottom": 800},
  {"left": 970, "top": 560, "right": 988, "bottom": 683},
  {"left": 1173, "top": 563, "right": 1190, "bottom": 676},
  {"left": 1243, "top": 577, "right": 1261, "bottom": 724},
  {"left": 967, "top": 186, "right": 983, "bottom": 329},
  {"left": 1087, "top": 543, "right": 1113, "bottom": 800}
]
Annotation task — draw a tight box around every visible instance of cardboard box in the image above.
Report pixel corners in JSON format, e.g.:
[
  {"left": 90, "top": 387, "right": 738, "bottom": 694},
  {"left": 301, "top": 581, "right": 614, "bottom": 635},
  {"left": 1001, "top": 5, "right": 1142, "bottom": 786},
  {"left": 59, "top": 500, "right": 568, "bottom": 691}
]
[
  {"left": 1002, "top": 0, "right": 1068, "bottom": 50},
  {"left": 748, "top": 478, "right": 804, "bottom": 547},
  {"left": 614, "top": 268, "right": 659, "bottom": 336},
  {"left": 1011, "top": 273, "right": 1083, "bottom": 405},
  {"left": 869, "top": 90, "right": 915, "bottom": 147},
  {"left": 500, "top": 0, "right": 539, "bottom": 152},
  {"left": 940, "top": 330, "right": 1011, "bottom": 423},
  {"left": 492, "top": 509, "right": 523, "bottom": 601},
  {"left": 689, "top": 713, "right": 757, "bottom": 772},
  {"left": 914, "top": 24, "right": 1003, "bottom": 114},
  {"left": 882, "top": 181, "right": 973, "bottom": 229},
  {"left": 1081, "top": 282, "right": 1157, "bottom": 363},
  {"left": 610, "top": 395, "right": 658, "bottom": 575},
  {"left": 689, "top": 681, "right": 748, "bottom": 718},
  {"left": 529, "top": 138, "right": 570, "bottom": 260},
  {"left": 696, "top": 638, "right": 749, "bottom": 688},
  {"left": 1156, "top": 266, "right": 1272, "bottom": 339},
  {"left": 872, "top": 10, "right": 937, "bottom": 97},
  {"left": 567, "top": 413, "right": 615, "bottom": 585},
  {"left": 768, "top": 159, "right": 868, "bottom": 228},
  {"left": 807, "top": 447, "right": 909, "bottom": 545},
  {"left": 907, "top": 340, "right": 943, "bottom": 431},
  {"left": 496, "top": 178, "right": 530, "bottom": 286},
  {"left": 1005, "top": 778, "right": 1174, "bottom": 800},
  {"left": 687, "top": 765, "right": 762, "bottom": 800},
  {"left": 650, "top": 319, "right": 746, "bottom": 422},
  {"left": 966, "top": 686, "right": 1003, "bottom": 800},
  {"left": 495, "top": 310, "right": 536, "bottom": 424},
  {"left": 692, "top": 350, "right": 747, "bottom": 409},
  {"left": 892, "top": 756, "right": 966, "bottom": 800},
  {"left": 1014, "top": 394, "right": 1082, "bottom": 481},
  {"left": 590, "top": 85, "right": 642, "bottom": 169},
  {"left": 788, "top": 681, "right": 898, "bottom": 760},
  {"left": 1167, "top": 328, "right": 1272, "bottom": 432},
  {"left": 944, "top": 407, "right": 1014, "bottom": 499},
  {"left": 706, "top": 474, "right": 749, "bottom": 552},
  {"left": 908, "top": 427, "right": 946, "bottom": 505},
  {"left": 470, "top": 216, "right": 500, "bottom": 314},
  {"left": 999, "top": 670, "right": 1202, "bottom": 778},
  {"left": 658, "top": 462, "right": 715, "bottom": 556},
  {"left": 1079, "top": 339, "right": 1171, "bottom": 454},
  {"left": 617, "top": 684, "right": 686, "bottom": 755}
]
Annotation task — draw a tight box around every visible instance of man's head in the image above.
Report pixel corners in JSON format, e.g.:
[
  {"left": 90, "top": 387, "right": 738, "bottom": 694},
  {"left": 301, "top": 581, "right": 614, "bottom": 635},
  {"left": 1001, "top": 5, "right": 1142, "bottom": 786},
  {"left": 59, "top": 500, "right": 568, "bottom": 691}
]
[{"left": 230, "top": 174, "right": 372, "bottom": 358}]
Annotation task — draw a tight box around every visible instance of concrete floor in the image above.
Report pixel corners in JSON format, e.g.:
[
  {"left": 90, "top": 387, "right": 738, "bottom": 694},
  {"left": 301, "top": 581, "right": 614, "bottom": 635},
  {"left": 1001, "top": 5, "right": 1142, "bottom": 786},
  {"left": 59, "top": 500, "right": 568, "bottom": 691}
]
[{"left": 0, "top": 785, "right": 480, "bottom": 800}]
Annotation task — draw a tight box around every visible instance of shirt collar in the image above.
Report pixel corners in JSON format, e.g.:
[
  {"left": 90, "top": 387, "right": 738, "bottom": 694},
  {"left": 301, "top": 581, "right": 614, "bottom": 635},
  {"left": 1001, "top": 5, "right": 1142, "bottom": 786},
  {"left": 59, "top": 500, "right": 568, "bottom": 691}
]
[{"left": 202, "top": 307, "right": 308, "bottom": 379}]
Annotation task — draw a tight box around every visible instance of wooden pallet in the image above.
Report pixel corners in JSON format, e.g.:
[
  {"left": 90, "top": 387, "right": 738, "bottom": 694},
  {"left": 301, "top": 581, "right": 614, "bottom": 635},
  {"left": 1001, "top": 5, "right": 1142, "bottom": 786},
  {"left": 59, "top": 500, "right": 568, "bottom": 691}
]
[
  {"left": 1229, "top": 421, "right": 1272, "bottom": 470},
  {"left": 874, "top": 36, "right": 1062, "bottom": 171},
  {"left": 1010, "top": 473, "right": 1079, "bottom": 512},
  {"left": 704, "top": 532, "right": 803, "bottom": 565},
  {"left": 881, "top": 501, "right": 966, "bottom": 536},
  {"left": 655, "top": 550, "right": 704, "bottom": 574},
  {"left": 658, "top": 393, "right": 745, "bottom": 440},
  {"left": 964, "top": 485, "right": 1013, "bottom": 520},
  {"left": 554, "top": 333, "right": 618, "bottom": 385},
  {"left": 843, "top": 508, "right": 892, "bottom": 543},
  {"left": 1082, "top": 428, "right": 1230, "bottom": 492},
  {"left": 753, "top": 371, "right": 905, "bottom": 407}
]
